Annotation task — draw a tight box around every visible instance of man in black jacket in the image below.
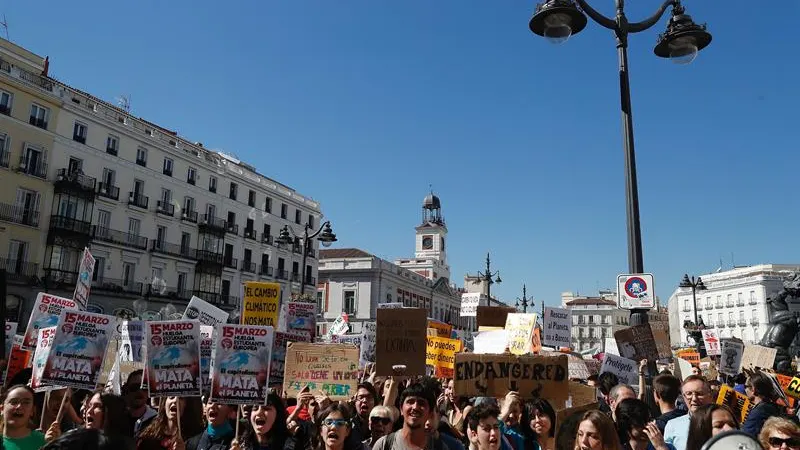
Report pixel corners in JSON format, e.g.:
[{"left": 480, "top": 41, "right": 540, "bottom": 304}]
[{"left": 186, "top": 400, "right": 237, "bottom": 450}]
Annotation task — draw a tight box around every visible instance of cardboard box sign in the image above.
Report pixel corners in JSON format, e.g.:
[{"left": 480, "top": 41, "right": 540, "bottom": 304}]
[
  {"left": 477, "top": 306, "right": 517, "bottom": 328},
  {"left": 454, "top": 353, "right": 569, "bottom": 405},
  {"left": 376, "top": 308, "right": 428, "bottom": 376},
  {"left": 785, "top": 377, "right": 800, "bottom": 400}
]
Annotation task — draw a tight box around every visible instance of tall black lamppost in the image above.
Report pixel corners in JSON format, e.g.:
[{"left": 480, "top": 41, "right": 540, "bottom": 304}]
[
  {"left": 516, "top": 284, "right": 533, "bottom": 313},
  {"left": 476, "top": 253, "right": 502, "bottom": 304},
  {"left": 680, "top": 273, "right": 707, "bottom": 355},
  {"left": 528, "top": 0, "right": 712, "bottom": 326},
  {"left": 276, "top": 221, "right": 337, "bottom": 295}
]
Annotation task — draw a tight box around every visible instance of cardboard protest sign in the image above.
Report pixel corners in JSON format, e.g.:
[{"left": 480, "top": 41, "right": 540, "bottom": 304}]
[
  {"left": 283, "top": 342, "right": 359, "bottom": 400},
  {"left": 569, "top": 382, "right": 597, "bottom": 408},
  {"left": 454, "top": 353, "right": 569, "bottom": 404},
  {"left": 31, "top": 327, "right": 56, "bottom": 392},
  {"left": 460, "top": 293, "right": 480, "bottom": 317},
  {"left": 183, "top": 296, "right": 229, "bottom": 328},
  {"left": 428, "top": 320, "right": 453, "bottom": 339},
  {"left": 22, "top": 293, "right": 79, "bottom": 350},
  {"left": 118, "top": 320, "right": 145, "bottom": 363},
  {"left": 210, "top": 324, "right": 274, "bottom": 404},
  {"left": 676, "top": 349, "right": 700, "bottom": 366},
  {"left": 242, "top": 282, "right": 281, "bottom": 326},
  {"left": 716, "top": 384, "right": 753, "bottom": 423},
  {"left": 426, "top": 336, "right": 462, "bottom": 371},
  {"left": 649, "top": 321, "right": 672, "bottom": 359},
  {"left": 555, "top": 403, "right": 598, "bottom": 450},
  {"left": 72, "top": 247, "right": 95, "bottom": 310},
  {"left": 568, "top": 356, "right": 590, "bottom": 380},
  {"left": 477, "top": 306, "right": 516, "bottom": 328},
  {"left": 702, "top": 329, "right": 721, "bottom": 356},
  {"left": 42, "top": 311, "right": 116, "bottom": 390},
  {"left": 719, "top": 339, "right": 744, "bottom": 376},
  {"left": 599, "top": 354, "right": 638, "bottom": 387},
  {"left": 2, "top": 335, "right": 30, "bottom": 387},
  {"left": 145, "top": 320, "right": 202, "bottom": 397},
  {"left": 271, "top": 331, "right": 311, "bottom": 384},
  {"left": 740, "top": 345, "right": 777, "bottom": 371},
  {"left": 376, "top": 308, "right": 427, "bottom": 376},
  {"left": 543, "top": 307, "right": 571, "bottom": 349},
  {"left": 614, "top": 324, "right": 659, "bottom": 361},
  {"left": 360, "top": 322, "right": 376, "bottom": 366},
  {"left": 505, "top": 313, "right": 537, "bottom": 356}
]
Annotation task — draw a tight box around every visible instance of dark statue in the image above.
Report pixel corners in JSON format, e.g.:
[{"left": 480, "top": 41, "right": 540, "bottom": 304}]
[{"left": 759, "top": 272, "right": 800, "bottom": 372}]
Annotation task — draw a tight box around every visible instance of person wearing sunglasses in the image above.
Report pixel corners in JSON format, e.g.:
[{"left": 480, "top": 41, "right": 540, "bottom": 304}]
[
  {"left": 365, "top": 406, "right": 395, "bottom": 447},
  {"left": 314, "top": 403, "right": 368, "bottom": 450},
  {"left": 122, "top": 370, "right": 156, "bottom": 438},
  {"left": 759, "top": 417, "right": 800, "bottom": 450}
]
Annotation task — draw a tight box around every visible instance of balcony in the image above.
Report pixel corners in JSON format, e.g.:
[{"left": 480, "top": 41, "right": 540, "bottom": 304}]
[
  {"left": 163, "top": 168, "right": 173, "bottom": 177},
  {"left": 751, "top": 318, "right": 759, "bottom": 326},
  {"left": 18, "top": 68, "right": 53, "bottom": 91},
  {"left": 305, "top": 276, "right": 317, "bottom": 286},
  {"left": 261, "top": 235, "right": 273, "bottom": 245},
  {"left": 181, "top": 210, "right": 198, "bottom": 223},
  {"left": 187, "top": 176, "right": 196, "bottom": 186},
  {"left": 93, "top": 277, "right": 143, "bottom": 295},
  {"left": 135, "top": 158, "right": 146, "bottom": 167},
  {"left": 736, "top": 301, "right": 745, "bottom": 307},
  {"left": 259, "top": 265, "right": 273, "bottom": 276},
  {"left": 696, "top": 304, "right": 703, "bottom": 311},
  {"left": 156, "top": 200, "right": 175, "bottom": 216},
  {"left": 717, "top": 322, "right": 726, "bottom": 328},
  {"left": 749, "top": 298, "right": 758, "bottom": 305},
  {"left": 220, "top": 295, "right": 239, "bottom": 306},
  {"left": 224, "top": 257, "right": 238, "bottom": 269},
  {"left": 292, "top": 245, "right": 302, "bottom": 255},
  {"left": 0, "top": 105, "right": 9, "bottom": 116},
  {"left": 151, "top": 240, "right": 196, "bottom": 259},
  {"left": 715, "top": 303, "right": 723, "bottom": 309},
  {"left": 0, "top": 202, "right": 39, "bottom": 227},
  {"left": 28, "top": 116, "right": 48, "bottom": 130},
  {"left": 0, "top": 258, "right": 38, "bottom": 283},
  {"left": 727, "top": 320, "right": 736, "bottom": 327},
  {"left": 93, "top": 226, "right": 148, "bottom": 250},
  {"left": 96, "top": 183, "right": 120, "bottom": 201},
  {"left": 43, "top": 268, "right": 77, "bottom": 287},
  {"left": 196, "top": 250, "right": 223, "bottom": 264},
  {"left": 128, "top": 192, "right": 149, "bottom": 209},
  {"left": 199, "top": 214, "right": 226, "bottom": 233},
  {"left": 149, "top": 287, "right": 192, "bottom": 301},
  {"left": 682, "top": 308, "right": 690, "bottom": 312},
  {"left": 50, "top": 215, "right": 92, "bottom": 235},
  {"left": 738, "top": 319, "right": 747, "bottom": 326},
  {"left": 106, "top": 146, "right": 118, "bottom": 156},
  {"left": 73, "top": 134, "right": 86, "bottom": 145},
  {"left": 226, "top": 223, "right": 239, "bottom": 236},
  {"left": 290, "top": 272, "right": 300, "bottom": 282},
  {"left": 244, "top": 228, "right": 257, "bottom": 240},
  {"left": 276, "top": 269, "right": 288, "bottom": 280},
  {"left": 306, "top": 248, "right": 316, "bottom": 259},
  {"left": 17, "top": 155, "right": 47, "bottom": 179},
  {"left": 55, "top": 168, "right": 96, "bottom": 195},
  {"left": 240, "top": 260, "right": 256, "bottom": 273}
]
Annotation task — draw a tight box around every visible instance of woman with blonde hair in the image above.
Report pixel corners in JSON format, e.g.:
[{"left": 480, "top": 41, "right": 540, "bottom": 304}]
[
  {"left": 574, "top": 410, "right": 621, "bottom": 450},
  {"left": 759, "top": 417, "right": 800, "bottom": 450}
]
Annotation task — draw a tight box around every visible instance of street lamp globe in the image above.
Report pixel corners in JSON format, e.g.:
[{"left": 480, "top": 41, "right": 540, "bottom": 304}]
[
  {"left": 654, "top": 6, "right": 712, "bottom": 65},
  {"left": 529, "top": 0, "right": 587, "bottom": 45},
  {"left": 319, "top": 223, "right": 338, "bottom": 248}
]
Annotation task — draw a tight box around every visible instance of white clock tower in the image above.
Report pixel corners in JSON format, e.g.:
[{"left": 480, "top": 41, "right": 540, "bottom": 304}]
[{"left": 396, "top": 191, "right": 450, "bottom": 281}]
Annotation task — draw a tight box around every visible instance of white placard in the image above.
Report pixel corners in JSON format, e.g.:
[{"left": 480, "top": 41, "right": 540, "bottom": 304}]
[
  {"left": 183, "top": 296, "right": 229, "bottom": 328},
  {"left": 702, "top": 329, "right": 721, "bottom": 356},
  {"left": 604, "top": 338, "right": 620, "bottom": 356},
  {"left": 473, "top": 329, "right": 508, "bottom": 354},
  {"left": 600, "top": 353, "right": 638, "bottom": 387},
  {"left": 543, "top": 307, "right": 572, "bottom": 348},
  {"left": 719, "top": 339, "right": 744, "bottom": 376},
  {"left": 118, "top": 320, "right": 145, "bottom": 363},
  {"left": 460, "top": 293, "right": 481, "bottom": 317},
  {"left": 72, "top": 247, "right": 95, "bottom": 310},
  {"left": 327, "top": 314, "right": 349, "bottom": 338},
  {"left": 617, "top": 273, "right": 655, "bottom": 309},
  {"left": 360, "top": 321, "right": 377, "bottom": 366}
]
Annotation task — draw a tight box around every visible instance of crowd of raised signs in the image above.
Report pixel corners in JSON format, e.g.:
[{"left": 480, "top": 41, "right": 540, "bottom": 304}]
[{"left": 3, "top": 283, "right": 800, "bottom": 450}]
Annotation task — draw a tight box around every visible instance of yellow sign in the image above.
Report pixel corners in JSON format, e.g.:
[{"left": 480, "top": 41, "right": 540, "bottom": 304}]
[
  {"left": 505, "top": 313, "right": 538, "bottom": 356},
  {"left": 786, "top": 377, "right": 800, "bottom": 400},
  {"left": 427, "top": 320, "right": 453, "bottom": 338},
  {"left": 241, "top": 282, "right": 281, "bottom": 326},
  {"left": 426, "top": 336, "right": 462, "bottom": 370}
]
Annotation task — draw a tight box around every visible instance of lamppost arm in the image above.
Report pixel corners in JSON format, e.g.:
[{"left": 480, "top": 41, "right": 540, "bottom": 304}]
[
  {"left": 573, "top": 0, "right": 677, "bottom": 33},
  {"left": 628, "top": 0, "right": 677, "bottom": 33},
  {"left": 572, "top": 0, "right": 616, "bottom": 30}
]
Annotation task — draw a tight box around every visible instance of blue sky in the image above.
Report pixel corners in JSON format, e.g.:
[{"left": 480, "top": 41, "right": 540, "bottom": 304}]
[{"left": 7, "top": 0, "right": 799, "bottom": 308}]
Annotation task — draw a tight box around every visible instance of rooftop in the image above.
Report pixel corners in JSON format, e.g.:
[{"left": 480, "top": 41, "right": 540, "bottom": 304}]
[
  {"left": 319, "top": 248, "right": 373, "bottom": 259},
  {"left": 566, "top": 298, "right": 617, "bottom": 307}
]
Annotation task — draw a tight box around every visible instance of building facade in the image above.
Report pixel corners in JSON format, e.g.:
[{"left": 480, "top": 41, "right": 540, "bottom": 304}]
[
  {"left": 565, "top": 294, "right": 630, "bottom": 352},
  {"left": 0, "top": 38, "right": 324, "bottom": 321},
  {"left": 668, "top": 264, "right": 800, "bottom": 346}
]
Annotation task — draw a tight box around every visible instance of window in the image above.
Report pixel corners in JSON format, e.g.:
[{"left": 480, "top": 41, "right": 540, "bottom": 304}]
[
  {"left": 739, "top": 310, "right": 745, "bottom": 321},
  {"left": 96, "top": 210, "right": 111, "bottom": 230},
  {"left": 122, "top": 262, "right": 135, "bottom": 288},
  {"left": 67, "top": 157, "right": 82, "bottom": 174},
  {"left": 136, "top": 147, "right": 147, "bottom": 166},
  {"left": 248, "top": 190, "right": 256, "bottom": 207},
  {"left": 716, "top": 295, "right": 722, "bottom": 307},
  {"left": 177, "top": 272, "right": 187, "bottom": 294},
  {"left": 106, "top": 135, "right": 119, "bottom": 155},
  {"left": 750, "top": 291, "right": 756, "bottom": 303},
  {"left": 7, "top": 240, "right": 27, "bottom": 270},
  {"left": 156, "top": 226, "right": 167, "bottom": 246},
  {"left": 706, "top": 296, "right": 712, "bottom": 309},
  {"left": 92, "top": 257, "right": 105, "bottom": 281},
  {"left": 737, "top": 292, "right": 743, "bottom": 304},
  {"left": 227, "top": 211, "right": 236, "bottom": 227},
  {"left": 728, "top": 312, "right": 733, "bottom": 321},
  {"left": 229, "top": 183, "right": 238, "bottom": 200},
  {"left": 588, "top": 315, "right": 594, "bottom": 324},
  {"left": 727, "top": 294, "right": 732, "bottom": 305},
  {"left": 151, "top": 267, "right": 163, "bottom": 283},
  {"left": 244, "top": 249, "right": 252, "bottom": 263},
  {"left": 263, "top": 223, "right": 271, "bottom": 239},
  {"left": 0, "top": 132, "right": 9, "bottom": 167},
  {"left": 281, "top": 203, "right": 287, "bottom": 219},
  {"left": 101, "top": 168, "right": 115, "bottom": 189},
  {"left": 20, "top": 144, "right": 46, "bottom": 178},
  {"left": 684, "top": 299, "right": 689, "bottom": 311},
  {"left": 717, "top": 313, "right": 722, "bottom": 324},
  {"left": 161, "top": 188, "right": 172, "bottom": 205},
  {"left": 264, "top": 197, "right": 272, "bottom": 213},
  {"left": 344, "top": 290, "right": 357, "bottom": 315},
  {"left": 206, "top": 204, "right": 216, "bottom": 218},
  {"left": 209, "top": 176, "right": 217, "bottom": 193},
  {"left": 163, "top": 158, "right": 173, "bottom": 176},
  {"left": 180, "top": 232, "right": 191, "bottom": 251},
  {"left": 133, "top": 179, "right": 144, "bottom": 196},
  {"left": 308, "top": 215, "right": 315, "bottom": 229},
  {"left": 0, "top": 90, "right": 12, "bottom": 115},
  {"left": 246, "top": 218, "right": 254, "bottom": 231},
  {"left": 29, "top": 104, "right": 48, "bottom": 129},
  {"left": 187, "top": 167, "right": 197, "bottom": 185},
  {"left": 183, "top": 196, "right": 195, "bottom": 213},
  {"left": 128, "top": 218, "right": 141, "bottom": 237},
  {"left": 295, "top": 209, "right": 301, "bottom": 224},
  {"left": 73, "top": 122, "right": 87, "bottom": 144},
  {"left": 317, "top": 291, "right": 324, "bottom": 312}
]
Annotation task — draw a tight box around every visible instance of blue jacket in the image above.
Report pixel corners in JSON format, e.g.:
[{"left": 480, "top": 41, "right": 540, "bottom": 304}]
[{"left": 742, "top": 401, "right": 784, "bottom": 437}]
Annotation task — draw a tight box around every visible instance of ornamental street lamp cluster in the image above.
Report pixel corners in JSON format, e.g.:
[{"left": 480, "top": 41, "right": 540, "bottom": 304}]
[
  {"left": 276, "top": 221, "right": 338, "bottom": 295},
  {"left": 516, "top": 284, "right": 534, "bottom": 313},
  {"left": 476, "top": 253, "right": 502, "bottom": 303},
  {"left": 680, "top": 273, "right": 707, "bottom": 355}
]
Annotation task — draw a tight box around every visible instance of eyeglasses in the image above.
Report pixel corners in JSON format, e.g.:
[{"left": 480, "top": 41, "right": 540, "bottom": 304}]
[
  {"left": 5, "top": 398, "right": 33, "bottom": 407},
  {"left": 370, "top": 417, "right": 392, "bottom": 425},
  {"left": 322, "top": 419, "right": 349, "bottom": 428},
  {"left": 769, "top": 436, "right": 800, "bottom": 448}
]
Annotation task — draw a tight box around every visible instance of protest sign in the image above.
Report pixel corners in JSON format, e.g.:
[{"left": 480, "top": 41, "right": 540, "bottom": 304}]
[
  {"left": 473, "top": 329, "right": 508, "bottom": 354},
  {"left": 333, "top": 334, "right": 362, "bottom": 347},
  {"left": 200, "top": 325, "right": 213, "bottom": 388},
  {"left": 283, "top": 342, "right": 359, "bottom": 400},
  {"left": 283, "top": 302, "right": 317, "bottom": 339},
  {"left": 210, "top": 324, "right": 274, "bottom": 404},
  {"left": 460, "top": 293, "right": 480, "bottom": 317},
  {"left": 568, "top": 356, "right": 590, "bottom": 380},
  {"left": 360, "top": 322, "right": 377, "bottom": 366},
  {"left": 719, "top": 339, "right": 744, "bottom": 376},
  {"left": 599, "top": 354, "right": 638, "bottom": 387},
  {"left": 717, "top": 384, "right": 753, "bottom": 423},
  {"left": 454, "top": 353, "right": 569, "bottom": 404},
  {"left": 702, "top": 329, "right": 721, "bottom": 356},
  {"left": 22, "top": 293, "right": 79, "bottom": 350},
  {"left": 477, "top": 306, "right": 516, "bottom": 328},
  {"left": 3, "top": 322, "right": 16, "bottom": 359},
  {"left": 676, "top": 349, "right": 700, "bottom": 366},
  {"left": 428, "top": 320, "right": 453, "bottom": 339},
  {"left": 271, "top": 331, "right": 311, "bottom": 384},
  {"left": 31, "top": 327, "right": 56, "bottom": 392},
  {"left": 3, "top": 336, "right": 30, "bottom": 387},
  {"left": 72, "top": 247, "right": 95, "bottom": 310},
  {"left": 118, "top": 320, "right": 145, "bottom": 363},
  {"left": 184, "top": 296, "right": 229, "bottom": 328},
  {"left": 569, "top": 381, "right": 597, "bottom": 407},
  {"left": 376, "top": 308, "right": 427, "bottom": 376},
  {"left": 242, "top": 282, "right": 281, "bottom": 326},
  {"left": 604, "top": 338, "right": 620, "bottom": 356},
  {"left": 614, "top": 324, "right": 659, "bottom": 361},
  {"left": 42, "top": 311, "right": 116, "bottom": 390},
  {"left": 649, "top": 321, "right": 672, "bottom": 359},
  {"left": 145, "top": 320, "right": 202, "bottom": 397},
  {"left": 740, "top": 345, "right": 777, "bottom": 371},
  {"left": 327, "top": 314, "right": 349, "bottom": 339},
  {"left": 505, "top": 313, "right": 537, "bottom": 356},
  {"left": 543, "top": 307, "right": 571, "bottom": 349},
  {"left": 786, "top": 377, "right": 800, "bottom": 400},
  {"left": 426, "top": 336, "right": 462, "bottom": 371}
]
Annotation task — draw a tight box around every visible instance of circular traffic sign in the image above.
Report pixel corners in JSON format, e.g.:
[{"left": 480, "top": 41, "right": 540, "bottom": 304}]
[{"left": 624, "top": 276, "right": 648, "bottom": 299}]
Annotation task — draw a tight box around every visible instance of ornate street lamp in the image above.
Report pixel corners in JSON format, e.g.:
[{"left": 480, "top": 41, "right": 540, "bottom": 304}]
[
  {"left": 475, "top": 253, "right": 502, "bottom": 304},
  {"left": 516, "top": 284, "right": 534, "bottom": 313},
  {"left": 680, "top": 273, "right": 707, "bottom": 355},
  {"left": 276, "top": 221, "right": 337, "bottom": 295}
]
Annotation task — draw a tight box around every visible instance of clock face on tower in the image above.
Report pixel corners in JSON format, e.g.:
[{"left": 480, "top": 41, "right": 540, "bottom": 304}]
[{"left": 422, "top": 236, "right": 433, "bottom": 250}]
